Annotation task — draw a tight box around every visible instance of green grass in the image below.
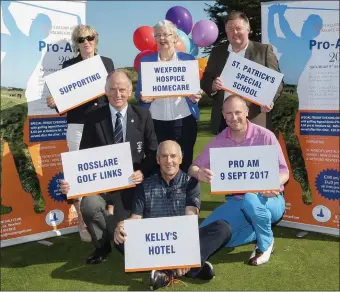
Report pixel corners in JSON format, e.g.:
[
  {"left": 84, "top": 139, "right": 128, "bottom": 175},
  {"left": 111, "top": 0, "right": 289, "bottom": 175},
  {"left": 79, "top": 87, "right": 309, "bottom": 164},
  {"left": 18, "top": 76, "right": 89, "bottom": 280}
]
[{"left": 1, "top": 107, "right": 339, "bottom": 291}]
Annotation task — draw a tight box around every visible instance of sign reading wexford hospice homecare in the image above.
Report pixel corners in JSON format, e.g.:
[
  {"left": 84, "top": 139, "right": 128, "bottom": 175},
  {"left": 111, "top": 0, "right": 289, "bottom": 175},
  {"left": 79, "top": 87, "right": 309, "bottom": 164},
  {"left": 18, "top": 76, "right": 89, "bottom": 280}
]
[
  {"left": 141, "top": 60, "right": 200, "bottom": 97},
  {"left": 45, "top": 55, "right": 107, "bottom": 114},
  {"left": 210, "top": 145, "right": 280, "bottom": 194},
  {"left": 220, "top": 54, "right": 284, "bottom": 106},
  {"left": 124, "top": 215, "right": 201, "bottom": 272},
  {"left": 61, "top": 143, "right": 135, "bottom": 199}
]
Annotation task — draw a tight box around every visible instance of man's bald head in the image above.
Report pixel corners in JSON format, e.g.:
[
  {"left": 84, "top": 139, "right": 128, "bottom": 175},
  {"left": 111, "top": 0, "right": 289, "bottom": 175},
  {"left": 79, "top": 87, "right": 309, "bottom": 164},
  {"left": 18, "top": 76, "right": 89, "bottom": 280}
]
[
  {"left": 157, "top": 140, "right": 182, "bottom": 158},
  {"left": 105, "top": 69, "right": 132, "bottom": 111},
  {"left": 222, "top": 94, "right": 249, "bottom": 132},
  {"left": 223, "top": 94, "right": 248, "bottom": 112}
]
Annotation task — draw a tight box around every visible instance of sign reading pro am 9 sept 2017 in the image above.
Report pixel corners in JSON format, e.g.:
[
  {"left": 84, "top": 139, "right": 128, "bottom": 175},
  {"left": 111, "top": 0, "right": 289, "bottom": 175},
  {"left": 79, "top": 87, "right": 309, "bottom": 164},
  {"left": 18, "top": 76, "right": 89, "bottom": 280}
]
[
  {"left": 210, "top": 145, "right": 280, "bottom": 194},
  {"left": 220, "top": 54, "right": 284, "bottom": 106},
  {"left": 61, "top": 143, "right": 135, "bottom": 199},
  {"left": 45, "top": 55, "right": 107, "bottom": 114},
  {"left": 124, "top": 215, "right": 201, "bottom": 272},
  {"left": 141, "top": 60, "right": 200, "bottom": 97}
]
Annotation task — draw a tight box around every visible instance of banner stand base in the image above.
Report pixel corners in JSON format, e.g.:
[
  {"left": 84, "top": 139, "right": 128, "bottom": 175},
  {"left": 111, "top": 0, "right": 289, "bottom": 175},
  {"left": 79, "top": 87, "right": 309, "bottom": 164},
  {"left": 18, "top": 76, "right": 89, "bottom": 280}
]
[
  {"left": 1, "top": 226, "right": 78, "bottom": 248},
  {"left": 278, "top": 221, "right": 339, "bottom": 236}
]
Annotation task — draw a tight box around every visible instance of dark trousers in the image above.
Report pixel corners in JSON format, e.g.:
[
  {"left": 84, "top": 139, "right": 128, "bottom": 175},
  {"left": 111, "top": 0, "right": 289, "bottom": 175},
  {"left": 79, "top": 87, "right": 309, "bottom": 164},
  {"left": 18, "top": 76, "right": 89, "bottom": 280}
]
[
  {"left": 81, "top": 191, "right": 132, "bottom": 249},
  {"left": 115, "top": 219, "right": 231, "bottom": 275},
  {"left": 189, "top": 220, "right": 231, "bottom": 277},
  {"left": 153, "top": 115, "right": 197, "bottom": 173}
]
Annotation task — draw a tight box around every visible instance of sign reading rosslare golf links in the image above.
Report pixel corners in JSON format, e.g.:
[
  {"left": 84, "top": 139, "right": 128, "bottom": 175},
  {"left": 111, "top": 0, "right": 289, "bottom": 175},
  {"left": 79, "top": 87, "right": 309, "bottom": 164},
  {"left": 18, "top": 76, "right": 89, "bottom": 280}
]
[
  {"left": 124, "top": 215, "right": 201, "bottom": 272},
  {"left": 61, "top": 143, "right": 135, "bottom": 199},
  {"left": 210, "top": 145, "right": 280, "bottom": 194},
  {"left": 141, "top": 60, "right": 200, "bottom": 97},
  {"left": 220, "top": 54, "right": 284, "bottom": 106},
  {"left": 45, "top": 55, "right": 107, "bottom": 114}
]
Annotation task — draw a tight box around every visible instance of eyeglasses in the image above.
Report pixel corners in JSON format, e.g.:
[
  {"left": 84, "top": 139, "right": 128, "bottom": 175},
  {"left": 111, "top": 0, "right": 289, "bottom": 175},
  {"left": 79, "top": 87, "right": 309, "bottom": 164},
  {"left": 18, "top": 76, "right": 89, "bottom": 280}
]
[
  {"left": 77, "top": 35, "right": 95, "bottom": 43},
  {"left": 226, "top": 27, "right": 247, "bottom": 33},
  {"left": 155, "top": 33, "right": 173, "bottom": 39}
]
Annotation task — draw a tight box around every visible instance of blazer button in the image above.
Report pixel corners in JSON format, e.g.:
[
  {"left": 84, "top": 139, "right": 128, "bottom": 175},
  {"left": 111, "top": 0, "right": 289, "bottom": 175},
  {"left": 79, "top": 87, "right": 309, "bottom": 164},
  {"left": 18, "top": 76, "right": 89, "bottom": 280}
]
[{"left": 94, "top": 103, "right": 98, "bottom": 106}]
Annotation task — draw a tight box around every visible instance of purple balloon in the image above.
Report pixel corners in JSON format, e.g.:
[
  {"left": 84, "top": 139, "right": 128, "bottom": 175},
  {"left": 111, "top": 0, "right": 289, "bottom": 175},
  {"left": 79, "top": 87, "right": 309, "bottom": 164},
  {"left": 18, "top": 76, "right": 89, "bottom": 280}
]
[
  {"left": 165, "top": 6, "right": 193, "bottom": 35},
  {"left": 192, "top": 20, "right": 219, "bottom": 47}
]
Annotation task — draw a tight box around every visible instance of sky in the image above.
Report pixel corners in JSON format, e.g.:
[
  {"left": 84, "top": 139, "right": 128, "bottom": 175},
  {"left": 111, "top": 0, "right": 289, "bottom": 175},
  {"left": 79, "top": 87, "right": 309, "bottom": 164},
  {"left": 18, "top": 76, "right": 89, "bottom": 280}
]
[
  {"left": 86, "top": 1, "right": 215, "bottom": 68},
  {"left": 0, "top": 1, "right": 215, "bottom": 88}
]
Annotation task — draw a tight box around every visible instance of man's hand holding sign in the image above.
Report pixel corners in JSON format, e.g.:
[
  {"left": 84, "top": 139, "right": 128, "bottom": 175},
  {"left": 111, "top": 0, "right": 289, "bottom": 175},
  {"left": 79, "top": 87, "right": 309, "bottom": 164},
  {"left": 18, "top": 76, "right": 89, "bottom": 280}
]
[{"left": 110, "top": 141, "right": 232, "bottom": 290}]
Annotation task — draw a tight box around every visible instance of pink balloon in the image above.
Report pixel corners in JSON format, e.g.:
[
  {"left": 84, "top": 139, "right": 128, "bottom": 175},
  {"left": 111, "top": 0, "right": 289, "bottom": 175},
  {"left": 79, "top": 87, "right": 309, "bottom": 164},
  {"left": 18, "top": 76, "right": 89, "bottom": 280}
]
[
  {"left": 192, "top": 20, "right": 218, "bottom": 47},
  {"left": 134, "top": 50, "right": 154, "bottom": 72}
]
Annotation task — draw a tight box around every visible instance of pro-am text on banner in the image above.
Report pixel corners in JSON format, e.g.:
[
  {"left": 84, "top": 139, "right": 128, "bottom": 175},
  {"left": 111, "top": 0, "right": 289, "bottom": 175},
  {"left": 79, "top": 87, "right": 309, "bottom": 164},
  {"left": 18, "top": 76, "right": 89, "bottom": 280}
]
[
  {"left": 220, "top": 54, "right": 284, "bottom": 106},
  {"left": 141, "top": 60, "right": 200, "bottom": 97},
  {"left": 210, "top": 145, "right": 280, "bottom": 194},
  {"left": 45, "top": 55, "right": 107, "bottom": 114},
  {"left": 1, "top": 1, "right": 85, "bottom": 248},
  {"left": 124, "top": 215, "right": 201, "bottom": 272},
  {"left": 262, "top": 1, "right": 339, "bottom": 236},
  {"left": 61, "top": 143, "right": 135, "bottom": 199}
]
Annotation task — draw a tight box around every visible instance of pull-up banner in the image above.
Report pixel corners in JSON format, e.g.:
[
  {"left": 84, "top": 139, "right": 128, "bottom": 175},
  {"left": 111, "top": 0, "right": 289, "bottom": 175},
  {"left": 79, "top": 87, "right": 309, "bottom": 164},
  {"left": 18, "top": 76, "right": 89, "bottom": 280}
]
[
  {"left": 261, "top": 1, "right": 339, "bottom": 235},
  {"left": 1, "top": 1, "right": 86, "bottom": 247}
]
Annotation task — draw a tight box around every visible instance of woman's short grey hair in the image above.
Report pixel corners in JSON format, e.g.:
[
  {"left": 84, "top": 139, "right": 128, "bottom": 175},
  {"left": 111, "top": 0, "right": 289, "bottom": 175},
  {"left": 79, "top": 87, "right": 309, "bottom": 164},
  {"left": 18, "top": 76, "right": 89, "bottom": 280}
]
[
  {"left": 71, "top": 24, "right": 99, "bottom": 54},
  {"left": 154, "top": 20, "right": 178, "bottom": 38}
]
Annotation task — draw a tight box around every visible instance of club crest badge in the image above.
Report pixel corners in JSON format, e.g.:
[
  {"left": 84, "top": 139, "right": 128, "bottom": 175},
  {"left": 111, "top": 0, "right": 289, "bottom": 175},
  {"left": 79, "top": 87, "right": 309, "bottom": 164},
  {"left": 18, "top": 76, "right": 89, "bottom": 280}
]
[{"left": 137, "top": 141, "right": 143, "bottom": 153}]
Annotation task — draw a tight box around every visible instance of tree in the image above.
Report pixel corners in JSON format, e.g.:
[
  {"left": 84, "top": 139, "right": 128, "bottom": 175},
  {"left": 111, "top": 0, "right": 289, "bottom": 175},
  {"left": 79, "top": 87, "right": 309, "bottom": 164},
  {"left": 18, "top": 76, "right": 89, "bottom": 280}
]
[{"left": 203, "top": 0, "right": 271, "bottom": 55}]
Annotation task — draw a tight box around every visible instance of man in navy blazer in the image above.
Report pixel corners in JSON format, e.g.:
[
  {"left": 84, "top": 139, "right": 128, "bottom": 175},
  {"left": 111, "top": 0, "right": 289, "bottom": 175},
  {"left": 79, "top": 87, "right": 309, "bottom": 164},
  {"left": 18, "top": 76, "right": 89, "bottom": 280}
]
[{"left": 60, "top": 70, "right": 158, "bottom": 264}]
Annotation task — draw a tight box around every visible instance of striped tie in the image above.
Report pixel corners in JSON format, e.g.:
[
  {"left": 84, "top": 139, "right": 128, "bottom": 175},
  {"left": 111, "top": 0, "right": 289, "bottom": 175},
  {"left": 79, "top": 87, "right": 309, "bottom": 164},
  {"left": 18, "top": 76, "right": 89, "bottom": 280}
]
[{"left": 114, "top": 112, "right": 123, "bottom": 143}]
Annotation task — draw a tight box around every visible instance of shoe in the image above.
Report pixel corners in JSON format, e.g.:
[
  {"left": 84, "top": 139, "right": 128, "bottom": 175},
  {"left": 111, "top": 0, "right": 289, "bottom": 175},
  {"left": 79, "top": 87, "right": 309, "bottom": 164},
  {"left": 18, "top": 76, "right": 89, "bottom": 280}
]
[
  {"left": 195, "top": 261, "right": 215, "bottom": 280},
  {"left": 149, "top": 270, "right": 173, "bottom": 290},
  {"left": 85, "top": 242, "right": 112, "bottom": 264},
  {"left": 248, "top": 240, "right": 275, "bottom": 266}
]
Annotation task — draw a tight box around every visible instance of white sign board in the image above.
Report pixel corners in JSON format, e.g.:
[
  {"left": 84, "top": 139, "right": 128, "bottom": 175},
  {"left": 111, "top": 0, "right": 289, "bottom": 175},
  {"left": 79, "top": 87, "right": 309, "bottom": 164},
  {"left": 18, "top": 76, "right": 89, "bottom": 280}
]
[
  {"left": 61, "top": 142, "right": 135, "bottom": 199},
  {"left": 210, "top": 145, "right": 280, "bottom": 194},
  {"left": 141, "top": 60, "right": 200, "bottom": 97},
  {"left": 124, "top": 215, "right": 201, "bottom": 272},
  {"left": 45, "top": 55, "right": 107, "bottom": 114},
  {"left": 220, "top": 54, "right": 284, "bottom": 106}
]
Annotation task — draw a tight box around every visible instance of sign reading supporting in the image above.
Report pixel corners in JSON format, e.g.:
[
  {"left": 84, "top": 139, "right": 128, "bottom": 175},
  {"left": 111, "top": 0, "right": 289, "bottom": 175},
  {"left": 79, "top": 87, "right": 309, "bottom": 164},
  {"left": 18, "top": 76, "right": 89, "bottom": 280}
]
[
  {"left": 141, "top": 60, "right": 200, "bottom": 98},
  {"left": 45, "top": 55, "right": 108, "bottom": 114},
  {"left": 61, "top": 142, "right": 135, "bottom": 199},
  {"left": 210, "top": 145, "right": 280, "bottom": 194},
  {"left": 124, "top": 215, "right": 201, "bottom": 272},
  {"left": 220, "top": 54, "right": 284, "bottom": 106}
]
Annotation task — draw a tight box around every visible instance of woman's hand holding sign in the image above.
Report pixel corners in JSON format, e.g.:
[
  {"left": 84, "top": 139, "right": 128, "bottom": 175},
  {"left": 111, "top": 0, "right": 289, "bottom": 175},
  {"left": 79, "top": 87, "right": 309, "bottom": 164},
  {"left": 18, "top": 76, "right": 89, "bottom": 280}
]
[
  {"left": 140, "top": 91, "right": 155, "bottom": 103},
  {"left": 46, "top": 96, "right": 56, "bottom": 109},
  {"left": 188, "top": 90, "right": 203, "bottom": 103}
]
